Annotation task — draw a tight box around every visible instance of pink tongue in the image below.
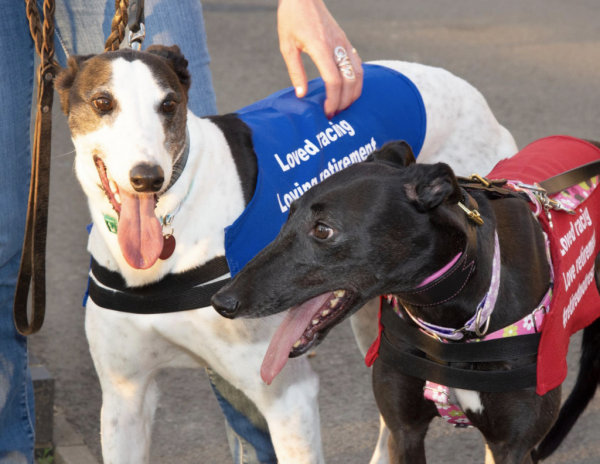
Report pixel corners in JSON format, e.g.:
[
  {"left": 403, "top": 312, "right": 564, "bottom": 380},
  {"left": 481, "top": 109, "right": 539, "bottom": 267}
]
[
  {"left": 117, "top": 190, "right": 163, "bottom": 270},
  {"left": 261, "top": 292, "right": 333, "bottom": 385}
]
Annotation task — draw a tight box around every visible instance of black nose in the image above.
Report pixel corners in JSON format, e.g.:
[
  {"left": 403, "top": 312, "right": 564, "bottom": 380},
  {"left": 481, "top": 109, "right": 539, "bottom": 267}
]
[
  {"left": 211, "top": 292, "right": 241, "bottom": 319},
  {"left": 129, "top": 164, "right": 165, "bottom": 192}
]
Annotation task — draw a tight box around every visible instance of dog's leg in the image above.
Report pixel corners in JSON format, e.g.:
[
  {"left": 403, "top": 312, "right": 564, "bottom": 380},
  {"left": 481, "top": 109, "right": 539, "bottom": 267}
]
[
  {"left": 485, "top": 443, "right": 496, "bottom": 464},
  {"left": 178, "top": 313, "right": 325, "bottom": 464},
  {"left": 350, "top": 298, "right": 391, "bottom": 464},
  {"left": 99, "top": 375, "right": 159, "bottom": 464},
  {"left": 86, "top": 305, "right": 193, "bottom": 464},
  {"left": 369, "top": 415, "right": 391, "bottom": 464},
  {"left": 214, "top": 355, "right": 324, "bottom": 464},
  {"left": 350, "top": 297, "right": 381, "bottom": 356},
  {"left": 372, "top": 358, "right": 437, "bottom": 464},
  {"left": 478, "top": 387, "right": 561, "bottom": 464}
]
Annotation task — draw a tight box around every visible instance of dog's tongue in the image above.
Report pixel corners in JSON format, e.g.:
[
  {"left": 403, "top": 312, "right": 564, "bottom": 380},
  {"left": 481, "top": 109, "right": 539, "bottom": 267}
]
[
  {"left": 117, "top": 190, "right": 163, "bottom": 270},
  {"left": 261, "top": 292, "right": 333, "bottom": 385}
]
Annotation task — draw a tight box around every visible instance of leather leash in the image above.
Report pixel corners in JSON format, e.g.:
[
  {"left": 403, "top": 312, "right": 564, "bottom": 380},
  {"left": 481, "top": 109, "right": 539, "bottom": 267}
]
[
  {"left": 15, "top": 0, "right": 145, "bottom": 335},
  {"left": 14, "top": 0, "right": 57, "bottom": 335}
]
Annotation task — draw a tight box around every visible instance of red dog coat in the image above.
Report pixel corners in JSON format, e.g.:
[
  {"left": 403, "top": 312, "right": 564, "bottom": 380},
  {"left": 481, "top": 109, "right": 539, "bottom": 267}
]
[
  {"left": 489, "top": 135, "right": 600, "bottom": 395},
  {"left": 367, "top": 135, "right": 600, "bottom": 396}
]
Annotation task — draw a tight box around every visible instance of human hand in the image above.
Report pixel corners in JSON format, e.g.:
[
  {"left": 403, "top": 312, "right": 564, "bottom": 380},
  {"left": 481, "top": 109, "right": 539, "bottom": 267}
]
[{"left": 278, "top": 0, "right": 363, "bottom": 119}]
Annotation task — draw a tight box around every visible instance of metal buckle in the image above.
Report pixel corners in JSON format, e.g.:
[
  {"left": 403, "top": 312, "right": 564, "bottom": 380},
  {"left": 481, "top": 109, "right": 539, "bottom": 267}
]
[
  {"left": 514, "top": 181, "right": 547, "bottom": 193},
  {"left": 470, "top": 173, "right": 490, "bottom": 187},
  {"left": 457, "top": 202, "right": 484, "bottom": 226},
  {"left": 530, "top": 305, "right": 547, "bottom": 333},
  {"left": 474, "top": 307, "right": 491, "bottom": 337},
  {"left": 128, "top": 23, "right": 146, "bottom": 50}
]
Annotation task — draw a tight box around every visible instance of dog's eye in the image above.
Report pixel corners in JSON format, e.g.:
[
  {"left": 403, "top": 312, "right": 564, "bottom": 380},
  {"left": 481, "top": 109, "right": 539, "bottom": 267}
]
[
  {"left": 93, "top": 97, "right": 113, "bottom": 112},
  {"left": 162, "top": 100, "right": 177, "bottom": 113},
  {"left": 313, "top": 224, "right": 333, "bottom": 240}
]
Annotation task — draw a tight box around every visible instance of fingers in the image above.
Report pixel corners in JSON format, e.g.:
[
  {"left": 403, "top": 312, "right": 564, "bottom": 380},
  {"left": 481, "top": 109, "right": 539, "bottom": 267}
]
[
  {"left": 310, "top": 41, "right": 364, "bottom": 117},
  {"left": 310, "top": 46, "right": 344, "bottom": 118},
  {"left": 335, "top": 42, "right": 362, "bottom": 113},
  {"left": 348, "top": 47, "right": 364, "bottom": 104},
  {"left": 276, "top": 0, "right": 364, "bottom": 116},
  {"left": 280, "top": 41, "right": 308, "bottom": 98}
]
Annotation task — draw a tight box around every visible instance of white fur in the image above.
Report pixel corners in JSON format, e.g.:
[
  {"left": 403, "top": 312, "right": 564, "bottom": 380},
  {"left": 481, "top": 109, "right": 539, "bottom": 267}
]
[
  {"left": 74, "top": 59, "right": 516, "bottom": 463},
  {"left": 453, "top": 388, "right": 485, "bottom": 414}
]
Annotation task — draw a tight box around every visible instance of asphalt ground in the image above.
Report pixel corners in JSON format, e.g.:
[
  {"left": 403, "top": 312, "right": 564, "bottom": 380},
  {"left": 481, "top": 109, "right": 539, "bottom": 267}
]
[{"left": 29, "top": 0, "right": 600, "bottom": 462}]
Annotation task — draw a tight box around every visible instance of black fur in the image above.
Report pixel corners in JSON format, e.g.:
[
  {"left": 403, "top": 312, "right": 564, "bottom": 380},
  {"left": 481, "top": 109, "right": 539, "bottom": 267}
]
[
  {"left": 213, "top": 140, "right": 600, "bottom": 463},
  {"left": 146, "top": 45, "right": 191, "bottom": 93},
  {"left": 365, "top": 140, "right": 416, "bottom": 168},
  {"left": 207, "top": 114, "right": 258, "bottom": 205}
]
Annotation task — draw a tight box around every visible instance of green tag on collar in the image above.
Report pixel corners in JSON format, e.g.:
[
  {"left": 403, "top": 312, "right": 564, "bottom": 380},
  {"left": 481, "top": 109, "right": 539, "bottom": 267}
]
[{"left": 103, "top": 214, "right": 118, "bottom": 234}]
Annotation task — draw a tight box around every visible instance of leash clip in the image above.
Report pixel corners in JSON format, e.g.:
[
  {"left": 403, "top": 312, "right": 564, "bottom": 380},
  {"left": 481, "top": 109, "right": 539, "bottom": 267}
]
[
  {"left": 457, "top": 202, "right": 484, "bottom": 226},
  {"left": 128, "top": 23, "right": 146, "bottom": 50},
  {"left": 470, "top": 173, "right": 490, "bottom": 187}
]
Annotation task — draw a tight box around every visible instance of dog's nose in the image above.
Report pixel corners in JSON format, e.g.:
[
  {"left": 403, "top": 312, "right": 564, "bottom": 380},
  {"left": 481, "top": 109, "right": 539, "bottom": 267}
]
[
  {"left": 211, "top": 292, "right": 241, "bottom": 319},
  {"left": 129, "top": 164, "right": 165, "bottom": 193}
]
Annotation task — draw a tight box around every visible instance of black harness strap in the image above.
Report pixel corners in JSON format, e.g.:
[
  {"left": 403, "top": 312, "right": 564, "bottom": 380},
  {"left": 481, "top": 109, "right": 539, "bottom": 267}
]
[
  {"left": 378, "top": 301, "right": 539, "bottom": 392},
  {"left": 88, "top": 256, "right": 230, "bottom": 314},
  {"left": 381, "top": 302, "right": 541, "bottom": 363},
  {"left": 378, "top": 332, "right": 538, "bottom": 392}
]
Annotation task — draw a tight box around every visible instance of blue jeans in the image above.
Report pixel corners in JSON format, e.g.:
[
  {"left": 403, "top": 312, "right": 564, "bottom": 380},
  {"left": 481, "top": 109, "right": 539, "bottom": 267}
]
[{"left": 1, "top": 1, "right": 274, "bottom": 463}]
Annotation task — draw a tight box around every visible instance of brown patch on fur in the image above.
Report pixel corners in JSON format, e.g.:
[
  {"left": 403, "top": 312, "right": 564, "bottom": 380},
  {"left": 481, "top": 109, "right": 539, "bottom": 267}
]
[
  {"left": 55, "top": 48, "right": 189, "bottom": 155},
  {"left": 56, "top": 54, "right": 116, "bottom": 136},
  {"left": 145, "top": 45, "right": 191, "bottom": 95}
]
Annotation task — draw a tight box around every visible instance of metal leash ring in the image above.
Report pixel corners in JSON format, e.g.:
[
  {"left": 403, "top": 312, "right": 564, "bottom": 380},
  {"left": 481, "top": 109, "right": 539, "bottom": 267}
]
[{"left": 474, "top": 307, "right": 491, "bottom": 337}]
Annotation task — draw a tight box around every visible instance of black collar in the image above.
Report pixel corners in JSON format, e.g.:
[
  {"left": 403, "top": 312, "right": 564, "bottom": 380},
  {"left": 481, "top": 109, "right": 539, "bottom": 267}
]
[
  {"left": 395, "top": 189, "right": 480, "bottom": 307},
  {"left": 87, "top": 256, "right": 230, "bottom": 314}
]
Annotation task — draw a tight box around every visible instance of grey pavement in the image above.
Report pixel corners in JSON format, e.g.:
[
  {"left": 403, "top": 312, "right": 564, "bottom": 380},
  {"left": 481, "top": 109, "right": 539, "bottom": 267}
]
[{"left": 29, "top": 0, "right": 600, "bottom": 462}]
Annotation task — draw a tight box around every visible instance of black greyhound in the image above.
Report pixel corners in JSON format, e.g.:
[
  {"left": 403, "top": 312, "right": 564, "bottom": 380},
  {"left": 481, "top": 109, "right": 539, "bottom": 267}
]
[{"left": 212, "top": 141, "right": 600, "bottom": 463}]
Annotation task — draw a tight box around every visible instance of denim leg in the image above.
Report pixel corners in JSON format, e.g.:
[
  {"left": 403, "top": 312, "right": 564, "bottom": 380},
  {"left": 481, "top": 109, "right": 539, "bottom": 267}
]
[
  {"left": 0, "top": 2, "right": 37, "bottom": 463},
  {"left": 51, "top": 3, "right": 273, "bottom": 463},
  {"left": 206, "top": 369, "right": 277, "bottom": 464},
  {"left": 53, "top": 0, "right": 217, "bottom": 115}
]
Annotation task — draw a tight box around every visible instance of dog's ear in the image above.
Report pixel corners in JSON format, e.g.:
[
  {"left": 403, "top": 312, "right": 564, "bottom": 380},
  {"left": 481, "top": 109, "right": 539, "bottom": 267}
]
[
  {"left": 146, "top": 45, "right": 191, "bottom": 93},
  {"left": 55, "top": 54, "right": 95, "bottom": 114},
  {"left": 404, "top": 163, "right": 462, "bottom": 211},
  {"left": 367, "top": 141, "right": 416, "bottom": 168}
]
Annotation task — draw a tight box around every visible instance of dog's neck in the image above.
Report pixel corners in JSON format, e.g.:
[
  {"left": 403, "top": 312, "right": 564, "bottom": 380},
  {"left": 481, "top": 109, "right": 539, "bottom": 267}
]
[
  {"left": 399, "top": 195, "right": 550, "bottom": 336},
  {"left": 87, "top": 113, "right": 247, "bottom": 287}
]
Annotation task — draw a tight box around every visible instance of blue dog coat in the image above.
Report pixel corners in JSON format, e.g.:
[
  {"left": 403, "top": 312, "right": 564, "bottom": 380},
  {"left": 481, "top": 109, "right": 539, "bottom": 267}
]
[{"left": 225, "top": 63, "right": 427, "bottom": 275}]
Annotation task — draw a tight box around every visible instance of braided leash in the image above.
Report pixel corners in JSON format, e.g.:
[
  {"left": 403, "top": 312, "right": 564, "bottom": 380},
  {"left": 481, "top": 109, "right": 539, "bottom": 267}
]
[
  {"left": 104, "top": 0, "right": 145, "bottom": 52},
  {"left": 16, "top": 0, "right": 146, "bottom": 335},
  {"left": 14, "top": 0, "right": 57, "bottom": 335},
  {"left": 104, "top": 0, "right": 129, "bottom": 51}
]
